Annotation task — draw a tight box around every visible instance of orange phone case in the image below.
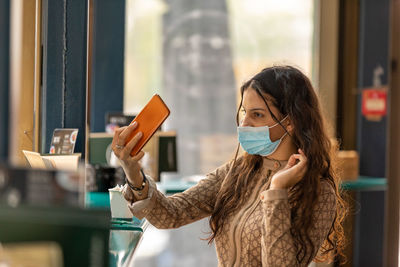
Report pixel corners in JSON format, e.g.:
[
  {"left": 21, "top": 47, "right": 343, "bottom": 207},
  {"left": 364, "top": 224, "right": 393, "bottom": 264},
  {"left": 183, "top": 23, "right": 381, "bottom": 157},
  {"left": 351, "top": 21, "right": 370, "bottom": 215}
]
[{"left": 128, "top": 94, "right": 170, "bottom": 156}]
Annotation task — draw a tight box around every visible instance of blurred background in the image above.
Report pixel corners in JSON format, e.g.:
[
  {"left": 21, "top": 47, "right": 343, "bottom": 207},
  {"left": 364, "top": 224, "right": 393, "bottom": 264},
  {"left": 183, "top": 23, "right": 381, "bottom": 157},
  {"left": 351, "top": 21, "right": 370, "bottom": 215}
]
[{"left": 1, "top": 0, "right": 400, "bottom": 266}]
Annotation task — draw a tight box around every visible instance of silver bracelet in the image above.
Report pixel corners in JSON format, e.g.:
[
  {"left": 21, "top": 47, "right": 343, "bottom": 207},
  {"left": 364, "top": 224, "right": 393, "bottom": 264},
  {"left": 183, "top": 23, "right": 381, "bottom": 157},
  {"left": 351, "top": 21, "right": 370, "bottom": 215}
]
[{"left": 126, "top": 169, "right": 147, "bottom": 193}]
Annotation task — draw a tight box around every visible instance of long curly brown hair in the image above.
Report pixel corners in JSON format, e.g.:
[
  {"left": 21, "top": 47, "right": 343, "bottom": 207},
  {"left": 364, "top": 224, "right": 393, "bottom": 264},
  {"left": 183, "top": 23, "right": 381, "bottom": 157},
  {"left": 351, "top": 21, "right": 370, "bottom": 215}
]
[{"left": 208, "top": 66, "right": 347, "bottom": 264}]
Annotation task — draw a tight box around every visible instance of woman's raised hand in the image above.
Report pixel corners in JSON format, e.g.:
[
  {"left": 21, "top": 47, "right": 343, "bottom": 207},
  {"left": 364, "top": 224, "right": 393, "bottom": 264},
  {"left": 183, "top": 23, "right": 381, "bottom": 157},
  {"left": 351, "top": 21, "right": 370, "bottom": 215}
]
[
  {"left": 270, "top": 149, "right": 308, "bottom": 190},
  {"left": 112, "top": 122, "right": 145, "bottom": 187}
]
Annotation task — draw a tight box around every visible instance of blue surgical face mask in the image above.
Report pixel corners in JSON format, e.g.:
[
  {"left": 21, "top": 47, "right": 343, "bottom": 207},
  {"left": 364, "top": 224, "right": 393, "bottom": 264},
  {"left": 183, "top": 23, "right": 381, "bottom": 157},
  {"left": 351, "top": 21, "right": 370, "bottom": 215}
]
[{"left": 237, "top": 116, "right": 288, "bottom": 156}]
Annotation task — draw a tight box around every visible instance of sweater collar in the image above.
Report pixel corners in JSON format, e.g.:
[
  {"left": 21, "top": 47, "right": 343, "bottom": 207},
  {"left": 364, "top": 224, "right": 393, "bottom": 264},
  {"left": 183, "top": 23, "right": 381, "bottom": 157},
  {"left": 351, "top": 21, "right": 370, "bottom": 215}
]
[{"left": 262, "top": 157, "right": 287, "bottom": 171}]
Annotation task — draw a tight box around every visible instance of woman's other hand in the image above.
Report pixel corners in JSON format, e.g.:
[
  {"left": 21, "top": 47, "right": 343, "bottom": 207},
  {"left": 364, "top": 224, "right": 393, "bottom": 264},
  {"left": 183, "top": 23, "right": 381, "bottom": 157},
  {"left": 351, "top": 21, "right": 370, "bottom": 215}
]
[
  {"left": 270, "top": 149, "right": 308, "bottom": 189},
  {"left": 112, "top": 122, "right": 145, "bottom": 187}
]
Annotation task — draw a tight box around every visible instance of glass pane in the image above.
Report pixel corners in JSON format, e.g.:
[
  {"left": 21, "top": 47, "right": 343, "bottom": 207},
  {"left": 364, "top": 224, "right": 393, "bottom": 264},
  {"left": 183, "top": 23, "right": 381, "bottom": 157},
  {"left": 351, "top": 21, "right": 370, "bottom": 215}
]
[
  {"left": 227, "top": 0, "right": 315, "bottom": 84},
  {"left": 124, "top": 0, "right": 316, "bottom": 177}
]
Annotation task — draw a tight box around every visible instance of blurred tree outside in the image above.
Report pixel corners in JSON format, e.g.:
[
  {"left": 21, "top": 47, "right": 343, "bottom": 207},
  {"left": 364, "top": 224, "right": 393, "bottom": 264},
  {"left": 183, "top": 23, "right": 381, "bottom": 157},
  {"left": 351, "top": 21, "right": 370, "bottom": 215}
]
[{"left": 124, "top": 0, "right": 314, "bottom": 176}]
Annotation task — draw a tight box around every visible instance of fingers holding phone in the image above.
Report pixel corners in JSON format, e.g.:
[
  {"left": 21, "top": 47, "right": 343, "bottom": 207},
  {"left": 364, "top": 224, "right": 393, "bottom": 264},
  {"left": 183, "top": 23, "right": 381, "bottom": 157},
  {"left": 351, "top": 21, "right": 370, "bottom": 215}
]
[
  {"left": 112, "top": 122, "right": 136, "bottom": 147},
  {"left": 113, "top": 122, "right": 141, "bottom": 155},
  {"left": 112, "top": 122, "right": 145, "bottom": 185},
  {"left": 124, "top": 131, "right": 146, "bottom": 161},
  {"left": 110, "top": 94, "right": 170, "bottom": 195}
]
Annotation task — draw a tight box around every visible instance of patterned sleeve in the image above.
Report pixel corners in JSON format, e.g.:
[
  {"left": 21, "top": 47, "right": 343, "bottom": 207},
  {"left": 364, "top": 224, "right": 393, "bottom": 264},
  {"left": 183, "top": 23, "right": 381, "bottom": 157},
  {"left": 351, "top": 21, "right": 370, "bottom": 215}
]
[
  {"left": 259, "top": 180, "right": 336, "bottom": 266},
  {"left": 122, "top": 161, "right": 231, "bottom": 229}
]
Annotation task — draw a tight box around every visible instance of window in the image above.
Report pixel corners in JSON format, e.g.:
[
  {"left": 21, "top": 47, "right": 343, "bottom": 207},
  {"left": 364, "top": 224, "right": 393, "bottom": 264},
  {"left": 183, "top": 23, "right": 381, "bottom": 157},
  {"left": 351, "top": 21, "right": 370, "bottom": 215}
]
[{"left": 124, "top": 0, "right": 316, "bottom": 177}]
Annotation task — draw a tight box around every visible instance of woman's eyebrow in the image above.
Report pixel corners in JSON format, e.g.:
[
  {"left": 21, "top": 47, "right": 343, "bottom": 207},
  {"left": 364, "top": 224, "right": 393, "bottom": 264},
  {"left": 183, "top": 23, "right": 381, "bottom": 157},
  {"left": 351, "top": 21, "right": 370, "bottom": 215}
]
[
  {"left": 246, "top": 108, "right": 266, "bottom": 112},
  {"left": 241, "top": 106, "right": 266, "bottom": 111}
]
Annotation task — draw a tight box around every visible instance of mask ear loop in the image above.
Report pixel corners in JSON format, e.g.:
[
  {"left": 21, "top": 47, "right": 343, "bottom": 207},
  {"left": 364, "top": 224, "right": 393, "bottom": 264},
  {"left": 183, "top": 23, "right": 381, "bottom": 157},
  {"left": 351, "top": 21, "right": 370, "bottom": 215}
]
[
  {"left": 254, "top": 87, "right": 302, "bottom": 149},
  {"left": 254, "top": 87, "right": 291, "bottom": 137}
]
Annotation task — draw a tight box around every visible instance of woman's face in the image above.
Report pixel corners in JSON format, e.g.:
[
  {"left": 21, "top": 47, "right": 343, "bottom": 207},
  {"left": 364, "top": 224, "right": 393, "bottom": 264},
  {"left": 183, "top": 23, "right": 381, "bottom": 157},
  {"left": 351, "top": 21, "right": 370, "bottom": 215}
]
[{"left": 240, "top": 87, "right": 287, "bottom": 142}]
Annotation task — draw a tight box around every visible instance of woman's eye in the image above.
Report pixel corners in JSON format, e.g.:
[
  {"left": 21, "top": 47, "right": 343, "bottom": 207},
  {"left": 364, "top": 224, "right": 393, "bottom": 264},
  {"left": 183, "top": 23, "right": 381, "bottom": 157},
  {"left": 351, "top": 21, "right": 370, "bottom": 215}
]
[{"left": 254, "top": 112, "right": 263, "bottom": 118}]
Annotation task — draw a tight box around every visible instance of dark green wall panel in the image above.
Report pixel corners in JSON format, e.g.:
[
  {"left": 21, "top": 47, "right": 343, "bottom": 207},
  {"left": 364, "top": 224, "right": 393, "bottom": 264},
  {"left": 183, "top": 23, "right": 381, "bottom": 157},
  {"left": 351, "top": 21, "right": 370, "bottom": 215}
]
[
  {"left": 90, "top": 0, "right": 125, "bottom": 132},
  {"left": 0, "top": 0, "right": 10, "bottom": 161},
  {"left": 41, "top": 0, "right": 87, "bottom": 156}
]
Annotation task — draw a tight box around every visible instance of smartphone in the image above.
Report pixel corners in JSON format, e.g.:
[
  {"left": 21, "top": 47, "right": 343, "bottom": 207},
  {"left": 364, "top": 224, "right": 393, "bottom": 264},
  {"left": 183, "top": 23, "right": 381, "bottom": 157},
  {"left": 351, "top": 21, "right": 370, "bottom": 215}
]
[{"left": 128, "top": 94, "right": 170, "bottom": 156}]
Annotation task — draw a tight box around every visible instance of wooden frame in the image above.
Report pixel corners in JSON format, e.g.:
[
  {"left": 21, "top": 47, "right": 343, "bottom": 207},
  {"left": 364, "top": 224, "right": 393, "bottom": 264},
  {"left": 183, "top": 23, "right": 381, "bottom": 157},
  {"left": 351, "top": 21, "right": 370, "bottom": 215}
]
[
  {"left": 34, "top": 0, "right": 42, "bottom": 153},
  {"left": 336, "top": 0, "right": 359, "bottom": 150},
  {"left": 317, "top": 0, "right": 340, "bottom": 133},
  {"left": 9, "top": 0, "right": 37, "bottom": 165},
  {"left": 384, "top": 0, "right": 400, "bottom": 265}
]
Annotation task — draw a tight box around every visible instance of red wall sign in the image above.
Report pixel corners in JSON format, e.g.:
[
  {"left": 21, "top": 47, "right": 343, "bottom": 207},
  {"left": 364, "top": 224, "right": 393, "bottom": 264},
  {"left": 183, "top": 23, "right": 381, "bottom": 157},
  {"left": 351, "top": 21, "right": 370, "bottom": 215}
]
[{"left": 361, "top": 88, "right": 387, "bottom": 117}]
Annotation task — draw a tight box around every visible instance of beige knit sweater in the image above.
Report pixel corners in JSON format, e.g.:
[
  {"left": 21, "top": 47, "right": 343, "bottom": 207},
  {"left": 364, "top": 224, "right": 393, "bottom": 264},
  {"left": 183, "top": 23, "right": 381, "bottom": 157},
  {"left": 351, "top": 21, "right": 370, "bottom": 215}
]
[{"left": 122, "top": 157, "right": 336, "bottom": 267}]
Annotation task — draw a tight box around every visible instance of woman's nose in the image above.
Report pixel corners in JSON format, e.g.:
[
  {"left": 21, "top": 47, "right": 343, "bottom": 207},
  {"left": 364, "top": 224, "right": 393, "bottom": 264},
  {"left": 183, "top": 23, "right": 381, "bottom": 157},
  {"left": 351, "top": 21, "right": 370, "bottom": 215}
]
[{"left": 241, "top": 115, "right": 252, "bottom": 127}]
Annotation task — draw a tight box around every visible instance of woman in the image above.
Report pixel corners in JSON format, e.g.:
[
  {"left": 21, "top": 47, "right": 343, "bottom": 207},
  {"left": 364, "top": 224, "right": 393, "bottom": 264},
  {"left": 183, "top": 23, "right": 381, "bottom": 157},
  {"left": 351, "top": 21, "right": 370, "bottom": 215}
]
[{"left": 112, "top": 66, "right": 346, "bottom": 266}]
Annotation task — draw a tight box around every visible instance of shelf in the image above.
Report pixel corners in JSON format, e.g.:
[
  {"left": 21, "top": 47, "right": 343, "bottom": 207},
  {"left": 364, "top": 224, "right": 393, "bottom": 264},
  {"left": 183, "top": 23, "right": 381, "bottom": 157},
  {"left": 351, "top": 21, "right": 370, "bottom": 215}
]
[
  {"left": 157, "top": 177, "right": 388, "bottom": 193},
  {"left": 87, "top": 175, "right": 388, "bottom": 211},
  {"left": 111, "top": 217, "right": 147, "bottom": 232},
  {"left": 341, "top": 176, "right": 387, "bottom": 191},
  {"left": 157, "top": 180, "right": 197, "bottom": 194}
]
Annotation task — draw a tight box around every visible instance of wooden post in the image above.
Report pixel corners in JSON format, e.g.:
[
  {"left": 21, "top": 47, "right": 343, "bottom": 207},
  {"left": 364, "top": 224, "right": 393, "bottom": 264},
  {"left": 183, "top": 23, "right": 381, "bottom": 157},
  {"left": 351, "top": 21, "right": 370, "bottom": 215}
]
[
  {"left": 384, "top": 0, "right": 400, "bottom": 265},
  {"left": 9, "top": 0, "right": 37, "bottom": 165}
]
